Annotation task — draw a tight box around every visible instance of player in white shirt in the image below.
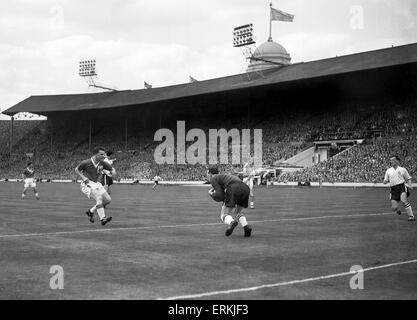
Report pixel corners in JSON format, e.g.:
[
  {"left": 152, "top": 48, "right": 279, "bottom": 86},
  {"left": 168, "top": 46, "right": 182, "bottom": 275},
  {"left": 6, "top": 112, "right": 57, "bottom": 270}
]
[
  {"left": 383, "top": 156, "right": 415, "bottom": 221},
  {"left": 153, "top": 175, "right": 162, "bottom": 191},
  {"left": 242, "top": 163, "right": 255, "bottom": 209}
]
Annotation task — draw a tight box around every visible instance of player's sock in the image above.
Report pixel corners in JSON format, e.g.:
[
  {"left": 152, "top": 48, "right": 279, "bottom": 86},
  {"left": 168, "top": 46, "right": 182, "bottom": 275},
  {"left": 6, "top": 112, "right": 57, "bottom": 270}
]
[
  {"left": 89, "top": 205, "right": 97, "bottom": 215},
  {"left": 238, "top": 215, "right": 249, "bottom": 228},
  {"left": 223, "top": 215, "right": 234, "bottom": 226},
  {"left": 405, "top": 203, "right": 414, "bottom": 218},
  {"left": 96, "top": 205, "right": 106, "bottom": 220}
]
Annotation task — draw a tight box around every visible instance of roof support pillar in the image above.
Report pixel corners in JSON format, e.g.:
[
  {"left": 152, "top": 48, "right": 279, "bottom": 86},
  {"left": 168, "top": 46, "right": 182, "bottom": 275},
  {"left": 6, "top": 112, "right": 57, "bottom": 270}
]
[
  {"left": 247, "top": 102, "right": 251, "bottom": 127},
  {"left": 125, "top": 117, "right": 128, "bottom": 152},
  {"left": 50, "top": 122, "right": 53, "bottom": 154},
  {"left": 9, "top": 116, "right": 14, "bottom": 166}
]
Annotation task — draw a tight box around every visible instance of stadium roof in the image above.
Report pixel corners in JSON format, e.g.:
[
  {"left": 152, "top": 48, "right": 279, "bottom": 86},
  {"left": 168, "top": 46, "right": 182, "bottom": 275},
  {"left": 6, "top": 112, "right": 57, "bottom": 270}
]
[{"left": 4, "top": 42, "right": 417, "bottom": 116}]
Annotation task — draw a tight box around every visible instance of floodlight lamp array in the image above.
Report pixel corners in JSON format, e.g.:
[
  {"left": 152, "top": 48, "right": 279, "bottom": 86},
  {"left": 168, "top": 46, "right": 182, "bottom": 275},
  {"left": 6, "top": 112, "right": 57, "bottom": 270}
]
[
  {"left": 79, "top": 60, "right": 97, "bottom": 77},
  {"left": 233, "top": 24, "right": 255, "bottom": 47}
]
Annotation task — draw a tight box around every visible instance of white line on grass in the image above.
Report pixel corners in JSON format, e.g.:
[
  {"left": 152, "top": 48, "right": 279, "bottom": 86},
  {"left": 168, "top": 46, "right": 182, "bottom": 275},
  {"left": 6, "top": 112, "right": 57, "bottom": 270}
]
[
  {"left": 0, "top": 212, "right": 393, "bottom": 239},
  {"left": 160, "top": 259, "right": 417, "bottom": 300}
]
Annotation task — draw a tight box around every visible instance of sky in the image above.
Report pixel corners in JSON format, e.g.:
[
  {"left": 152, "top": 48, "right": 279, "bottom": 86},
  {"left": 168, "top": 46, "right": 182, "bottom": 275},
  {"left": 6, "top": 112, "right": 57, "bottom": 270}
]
[{"left": 0, "top": 0, "right": 416, "bottom": 119}]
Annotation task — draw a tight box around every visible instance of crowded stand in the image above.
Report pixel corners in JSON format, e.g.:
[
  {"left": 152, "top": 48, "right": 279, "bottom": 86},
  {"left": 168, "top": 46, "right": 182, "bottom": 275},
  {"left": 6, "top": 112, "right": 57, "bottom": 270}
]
[
  {"left": 1, "top": 100, "right": 416, "bottom": 183},
  {"left": 279, "top": 102, "right": 417, "bottom": 183}
]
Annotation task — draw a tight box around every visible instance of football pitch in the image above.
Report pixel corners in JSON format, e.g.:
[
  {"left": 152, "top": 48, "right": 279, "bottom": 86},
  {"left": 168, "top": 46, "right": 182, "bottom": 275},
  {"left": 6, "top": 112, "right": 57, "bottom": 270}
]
[{"left": 0, "top": 183, "right": 416, "bottom": 300}]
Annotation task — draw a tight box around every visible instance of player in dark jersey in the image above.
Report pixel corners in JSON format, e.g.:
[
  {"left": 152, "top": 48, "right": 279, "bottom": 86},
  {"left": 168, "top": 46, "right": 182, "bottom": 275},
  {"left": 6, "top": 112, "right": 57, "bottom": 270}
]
[
  {"left": 75, "top": 147, "right": 115, "bottom": 226},
  {"left": 21, "top": 162, "right": 40, "bottom": 200},
  {"left": 100, "top": 150, "right": 115, "bottom": 195},
  {"left": 207, "top": 165, "right": 252, "bottom": 237}
]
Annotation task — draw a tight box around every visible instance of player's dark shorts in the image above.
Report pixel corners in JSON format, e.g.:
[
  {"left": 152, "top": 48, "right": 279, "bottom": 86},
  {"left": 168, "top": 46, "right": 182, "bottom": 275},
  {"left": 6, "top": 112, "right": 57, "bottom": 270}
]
[
  {"left": 390, "top": 183, "right": 410, "bottom": 201},
  {"left": 103, "top": 175, "right": 113, "bottom": 187},
  {"left": 224, "top": 182, "right": 250, "bottom": 208},
  {"left": 154, "top": 181, "right": 159, "bottom": 185}
]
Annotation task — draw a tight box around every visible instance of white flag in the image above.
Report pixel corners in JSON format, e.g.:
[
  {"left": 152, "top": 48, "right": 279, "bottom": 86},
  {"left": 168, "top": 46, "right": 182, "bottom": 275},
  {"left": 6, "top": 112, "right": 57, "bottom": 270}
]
[{"left": 271, "top": 7, "right": 294, "bottom": 22}]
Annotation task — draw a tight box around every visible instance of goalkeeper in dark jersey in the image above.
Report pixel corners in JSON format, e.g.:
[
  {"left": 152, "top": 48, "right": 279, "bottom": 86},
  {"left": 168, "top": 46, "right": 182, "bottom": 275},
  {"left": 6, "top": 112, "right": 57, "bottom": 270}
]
[{"left": 207, "top": 165, "right": 252, "bottom": 237}]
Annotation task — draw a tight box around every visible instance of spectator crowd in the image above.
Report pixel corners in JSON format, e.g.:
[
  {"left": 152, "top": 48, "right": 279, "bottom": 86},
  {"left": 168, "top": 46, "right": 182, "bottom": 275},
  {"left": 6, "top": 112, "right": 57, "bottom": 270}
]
[{"left": 1, "top": 101, "right": 416, "bottom": 183}]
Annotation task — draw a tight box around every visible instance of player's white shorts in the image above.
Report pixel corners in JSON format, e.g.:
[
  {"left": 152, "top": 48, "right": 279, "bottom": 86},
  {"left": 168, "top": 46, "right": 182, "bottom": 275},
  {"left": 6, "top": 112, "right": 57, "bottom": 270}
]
[
  {"left": 24, "top": 178, "right": 36, "bottom": 188},
  {"left": 80, "top": 182, "right": 106, "bottom": 199}
]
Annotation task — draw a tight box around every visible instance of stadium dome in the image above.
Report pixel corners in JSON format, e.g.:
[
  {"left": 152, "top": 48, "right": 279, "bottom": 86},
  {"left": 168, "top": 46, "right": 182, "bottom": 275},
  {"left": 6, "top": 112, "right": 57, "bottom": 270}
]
[{"left": 247, "top": 39, "right": 291, "bottom": 72}]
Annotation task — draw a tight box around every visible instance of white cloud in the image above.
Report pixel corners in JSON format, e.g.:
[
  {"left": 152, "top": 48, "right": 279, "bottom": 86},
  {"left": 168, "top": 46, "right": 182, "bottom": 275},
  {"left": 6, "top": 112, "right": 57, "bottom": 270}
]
[{"left": 0, "top": 34, "right": 246, "bottom": 112}]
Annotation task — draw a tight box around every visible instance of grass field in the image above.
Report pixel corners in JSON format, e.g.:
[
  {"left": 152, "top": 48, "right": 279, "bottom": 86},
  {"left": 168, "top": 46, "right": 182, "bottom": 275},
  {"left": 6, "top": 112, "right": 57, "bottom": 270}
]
[{"left": 0, "top": 182, "right": 416, "bottom": 300}]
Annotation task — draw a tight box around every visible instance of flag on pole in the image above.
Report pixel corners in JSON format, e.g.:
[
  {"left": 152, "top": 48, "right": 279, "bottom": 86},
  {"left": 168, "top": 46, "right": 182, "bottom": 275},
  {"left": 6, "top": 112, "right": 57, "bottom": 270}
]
[
  {"left": 271, "top": 7, "right": 294, "bottom": 22},
  {"left": 189, "top": 76, "right": 198, "bottom": 83},
  {"left": 144, "top": 81, "right": 152, "bottom": 89}
]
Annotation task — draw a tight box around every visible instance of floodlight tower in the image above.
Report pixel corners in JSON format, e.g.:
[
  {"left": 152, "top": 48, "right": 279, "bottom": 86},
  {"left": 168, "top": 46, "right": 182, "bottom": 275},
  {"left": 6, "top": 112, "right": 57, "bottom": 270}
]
[
  {"left": 233, "top": 23, "right": 286, "bottom": 71},
  {"left": 233, "top": 24, "right": 257, "bottom": 64},
  {"left": 79, "top": 60, "right": 118, "bottom": 92},
  {"left": 233, "top": 24, "right": 267, "bottom": 80}
]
